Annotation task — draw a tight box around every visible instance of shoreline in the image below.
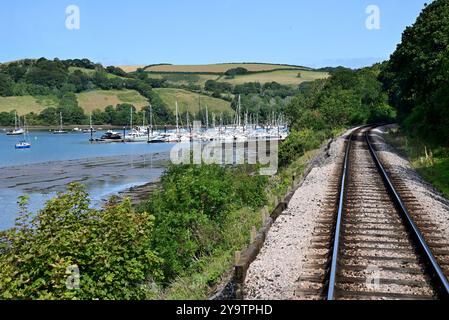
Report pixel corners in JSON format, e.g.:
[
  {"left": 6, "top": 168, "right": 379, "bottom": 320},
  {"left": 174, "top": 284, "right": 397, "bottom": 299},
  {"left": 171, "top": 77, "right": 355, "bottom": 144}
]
[
  {"left": 0, "top": 151, "right": 170, "bottom": 230},
  {"left": 1, "top": 125, "right": 180, "bottom": 131}
]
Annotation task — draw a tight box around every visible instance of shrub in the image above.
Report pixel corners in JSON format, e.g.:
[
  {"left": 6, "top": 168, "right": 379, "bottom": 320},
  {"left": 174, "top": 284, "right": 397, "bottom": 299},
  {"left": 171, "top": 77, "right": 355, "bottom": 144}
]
[
  {"left": 279, "top": 129, "right": 327, "bottom": 167},
  {"left": 0, "top": 184, "right": 162, "bottom": 300},
  {"left": 139, "top": 164, "right": 268, "bottom": 281}
]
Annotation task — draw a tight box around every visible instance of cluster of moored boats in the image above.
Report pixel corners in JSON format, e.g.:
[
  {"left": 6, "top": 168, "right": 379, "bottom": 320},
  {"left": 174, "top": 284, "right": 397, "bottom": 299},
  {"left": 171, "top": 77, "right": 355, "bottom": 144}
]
[
  {"left": 95, "top": 124, "right": 289, "bottom": 143},
  {"left": 4, "top": 96, "right": 290, "bottom": 147},
  {"left": 97, "top": 96, "right": 289, "bottom": 143}
]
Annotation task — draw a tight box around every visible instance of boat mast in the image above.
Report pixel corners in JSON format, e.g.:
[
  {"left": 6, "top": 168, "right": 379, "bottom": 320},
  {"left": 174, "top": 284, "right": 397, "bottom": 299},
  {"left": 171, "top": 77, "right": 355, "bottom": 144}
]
[
  {"left": 238, "top": 95, "right": 241, "bottom": 128},
  {"left": 205, "top": 105, "right": 209, "bottom": 130},
  {"left": 24, "top": 116, "right": 28, "bottom": 140},
  {"left": 149, "top": 104, "right": 153, "bottom": 135},
  {"left": 60, "top": 112, "right": 63, "bottom": 131},
  {"left": 175, "top": 101, "right": 179, "bottom": 134},
  {"left": 130, "top": 106, "right": 133, "bottom": 130}
]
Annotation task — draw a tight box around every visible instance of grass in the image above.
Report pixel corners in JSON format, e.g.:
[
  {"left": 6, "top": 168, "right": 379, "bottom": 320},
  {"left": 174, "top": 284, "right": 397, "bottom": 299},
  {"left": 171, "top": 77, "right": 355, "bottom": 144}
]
[
  {"left": 0, "top": 90, "right": 148, "bottom": 116},
  {"left": 218, "top": 69, "right": 329, "bottom": 86},
  {"left": 385, "top": 128, "right": 449, "bottom": 198},
  {"left": 76, "top": 89, "right": 148, "bottom": 113},
  {"left": 153, "top": 88, "right": 233, "bottom": 115},
  {"left": 148, "top": 69, "right": 328, "bottom": 87},
  {"left": 0, "top": 95, "right": 58, "bottom": 115},
  {"left": 144, "top": 63, "right": 308, "bottom": 73}
]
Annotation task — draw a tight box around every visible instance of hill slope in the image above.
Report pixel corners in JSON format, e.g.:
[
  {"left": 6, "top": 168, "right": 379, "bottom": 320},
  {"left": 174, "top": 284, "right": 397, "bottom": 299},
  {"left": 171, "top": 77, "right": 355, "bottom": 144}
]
[
  {"left": 140, "top": 63, "right": 328, "bottom": 87},
  {"left": 0, "top": 96, "right": 58, "bottom": 115},
  {"left": 76, "top": 90, "right": 148, "bottom": 113},
  {"left": 0, "top": 90, "right": 148, "bottom": 115},
  {"left": 153, "top": 88, "right": 233, "bottom": 115}
]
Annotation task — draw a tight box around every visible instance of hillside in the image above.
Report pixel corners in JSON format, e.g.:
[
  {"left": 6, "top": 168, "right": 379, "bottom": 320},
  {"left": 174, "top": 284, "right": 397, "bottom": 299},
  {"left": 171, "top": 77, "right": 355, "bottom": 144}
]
[
  {"left": 0, "top": 90, "right": 148, "bottom": 115},
  {"left": 0, "top": 95, "right": 58, "bottom": 115},
  {"left": 153, "top": 88, "right": 233, "bottom": 115},
  {"left": 140, "top": 63, "right": 328, "bottom": 87},
  {"left": 217, "top": 69, "right": 328, "bottom": 86},
  {"left": 76, "top": 90, "right": 149, "bottom": 113}
]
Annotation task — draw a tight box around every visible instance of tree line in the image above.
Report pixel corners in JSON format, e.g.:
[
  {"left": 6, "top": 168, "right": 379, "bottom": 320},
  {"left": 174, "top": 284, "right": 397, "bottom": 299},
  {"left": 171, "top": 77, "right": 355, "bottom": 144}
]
[
  {"left": 0, "top": 58, "right": 174, "bottom": 126},
  {"left": 380, "top": 0, "right": 449, "bottom": 146}
]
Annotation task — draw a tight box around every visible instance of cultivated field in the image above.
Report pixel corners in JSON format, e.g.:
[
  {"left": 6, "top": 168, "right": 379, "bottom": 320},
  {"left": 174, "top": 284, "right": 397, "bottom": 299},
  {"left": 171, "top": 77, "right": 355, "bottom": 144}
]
[
  {"left": 218, "top": 70, "right": 329, "bottom": 86},
  {"left": 144, "top": 63, "right": 307, "bottom": 73},
  {"left": 153, "top": 88, "right": 233, "bottom": 115},
  {"left": 76, "top": 90, "right": 148, "bottom": 113},
  {"left": 148, "top": 69, "right": 328, "bottom": 87},
  {"left": 117, "top": 65, "right": 146, "bottom": 73},
  {"left": 0, "top": 95, "right": 58, "bottom": 115}
]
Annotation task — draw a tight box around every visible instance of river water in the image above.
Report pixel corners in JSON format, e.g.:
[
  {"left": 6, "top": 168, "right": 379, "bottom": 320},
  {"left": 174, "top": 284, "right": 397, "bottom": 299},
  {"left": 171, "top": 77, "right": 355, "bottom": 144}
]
[{"left": 0, "top": 130, "right": 175, "bottom": 230}]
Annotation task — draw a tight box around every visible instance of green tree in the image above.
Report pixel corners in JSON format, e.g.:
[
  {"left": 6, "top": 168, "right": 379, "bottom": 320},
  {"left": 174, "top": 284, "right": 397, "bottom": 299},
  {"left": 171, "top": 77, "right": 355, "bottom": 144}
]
[
  {"left": 58, "top": 93, "right": 86, "bottom": 124},
  {"left": 380, "top": 0, "right": 449, "bottom": 144},
  {"left": 0, "top": 73, "right": 14, "bottom": 96}
]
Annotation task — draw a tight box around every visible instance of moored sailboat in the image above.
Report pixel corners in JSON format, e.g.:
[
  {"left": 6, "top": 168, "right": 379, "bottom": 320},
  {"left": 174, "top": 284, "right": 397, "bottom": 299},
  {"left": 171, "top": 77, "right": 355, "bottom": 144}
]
[
  {"left": 6, "top": 112, "right": 25, "bottom": 136},
  {"left": 53, "top": 112, "right": 68, "bottom": 134},
  {"left": 15, "top": 117, "right": 31, "bottom": 149}
]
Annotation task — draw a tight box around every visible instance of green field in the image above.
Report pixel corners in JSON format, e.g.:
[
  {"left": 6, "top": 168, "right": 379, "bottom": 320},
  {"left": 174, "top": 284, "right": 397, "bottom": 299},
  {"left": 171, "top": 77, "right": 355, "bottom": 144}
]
[
  {"left": 146, "top": 67, "right": 328, "bottom": 87},
  {"left": 76, "top": 90, "right": 148, "bottom": 113},
  {"left": 217, "top": 69, "right": 328, "bottom": 86},
  {"left": 0, "top": 95, "right": 58, "bottom": 115},
  {"left": 154, "top": 88, "right": 233, "bottom": 115}
]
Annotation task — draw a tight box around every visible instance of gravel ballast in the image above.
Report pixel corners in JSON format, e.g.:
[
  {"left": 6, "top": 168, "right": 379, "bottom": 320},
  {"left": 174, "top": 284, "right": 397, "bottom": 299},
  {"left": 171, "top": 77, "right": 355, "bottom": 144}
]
[
  {"left": 243, "top": 130, "right": 349, "bottom": 300},
  {"left": 373, "top": 125, "right": 449, "bottom": 249}
]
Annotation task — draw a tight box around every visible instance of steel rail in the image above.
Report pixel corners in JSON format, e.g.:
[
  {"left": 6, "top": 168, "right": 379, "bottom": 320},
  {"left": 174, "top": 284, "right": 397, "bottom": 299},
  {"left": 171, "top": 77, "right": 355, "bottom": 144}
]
[
  {"left": 365, "top": 130, "right": 449, "bottom": 299},
  {"left": 326, "top": 128, "right": 357, "bottom": 300}
]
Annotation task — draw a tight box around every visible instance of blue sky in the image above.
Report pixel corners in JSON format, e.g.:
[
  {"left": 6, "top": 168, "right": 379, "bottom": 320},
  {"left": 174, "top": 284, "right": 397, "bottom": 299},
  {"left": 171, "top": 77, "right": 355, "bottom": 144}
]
[{"left": 0, "top": 0, "right": 429, "bottom": 68}]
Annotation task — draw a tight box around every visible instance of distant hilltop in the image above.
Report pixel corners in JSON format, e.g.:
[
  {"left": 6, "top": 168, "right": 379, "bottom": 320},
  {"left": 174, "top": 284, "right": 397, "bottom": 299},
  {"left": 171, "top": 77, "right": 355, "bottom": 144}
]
[{"left": 117, "top": 62, "right": 312, "bottom": 74}]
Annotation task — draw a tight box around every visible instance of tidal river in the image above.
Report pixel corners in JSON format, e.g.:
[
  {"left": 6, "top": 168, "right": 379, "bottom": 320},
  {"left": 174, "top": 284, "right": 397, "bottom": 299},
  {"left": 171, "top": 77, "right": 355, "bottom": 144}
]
[{"left": 0, "top": 131, "right": 174, "bottom": 230}]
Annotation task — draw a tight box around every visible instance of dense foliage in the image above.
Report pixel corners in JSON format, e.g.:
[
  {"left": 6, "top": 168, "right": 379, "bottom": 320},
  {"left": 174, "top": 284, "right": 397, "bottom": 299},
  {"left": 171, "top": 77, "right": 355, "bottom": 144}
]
[
  {"left": 0, "top": 58, "right": 174, "bottom": 125},
  {"left": 279, "top": 66, "right": 396, "bottom": 167},
  {"left": 287, "top": 67, "right": 394, "bottom": 132},
  {"left": 139, "top": 164, "right": 268, "bottom": 281},
  {"left": 224, "top": 67, "right": 249, "bottom": 77},
  {"left": 0, "top": 184, "right": 162, "bottom": 300},
  {"left": 380, "top": 0, "right": 449, "bottom": 145}
]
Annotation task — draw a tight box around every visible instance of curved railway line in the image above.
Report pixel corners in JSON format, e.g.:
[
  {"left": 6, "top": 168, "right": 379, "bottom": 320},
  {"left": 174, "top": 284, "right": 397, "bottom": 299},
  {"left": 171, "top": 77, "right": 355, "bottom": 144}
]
[{"left": 295, "top": 126, "right": 449, "bottom": 300}]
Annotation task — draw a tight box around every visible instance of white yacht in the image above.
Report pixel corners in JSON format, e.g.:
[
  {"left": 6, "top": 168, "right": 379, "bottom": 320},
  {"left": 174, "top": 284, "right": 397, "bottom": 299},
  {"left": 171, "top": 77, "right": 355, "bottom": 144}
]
[
  {"left": 53, "top": 112, "right": 68, "bottom": 134},
  {"left": 6, "top": 112, "right": 25, "bottom": 135}
]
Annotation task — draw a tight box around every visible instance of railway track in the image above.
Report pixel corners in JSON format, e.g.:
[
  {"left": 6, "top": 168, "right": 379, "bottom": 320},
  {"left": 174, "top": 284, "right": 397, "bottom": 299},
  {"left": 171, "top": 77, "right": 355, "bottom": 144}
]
[{"left": 295, "top": 126, "right": 449, "bottom": 300}]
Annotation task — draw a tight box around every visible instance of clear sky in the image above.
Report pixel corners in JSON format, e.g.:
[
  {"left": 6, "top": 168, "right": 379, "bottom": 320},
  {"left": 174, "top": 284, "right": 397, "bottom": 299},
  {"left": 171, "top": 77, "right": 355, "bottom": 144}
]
[{"left": 0, "top": 0, "right": 430, "bottom": 68}]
